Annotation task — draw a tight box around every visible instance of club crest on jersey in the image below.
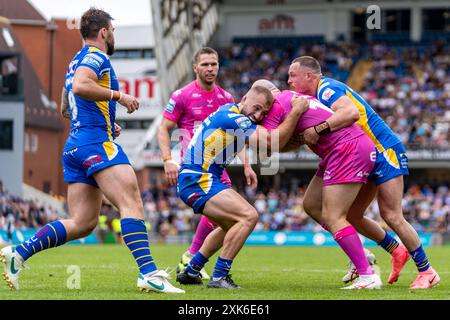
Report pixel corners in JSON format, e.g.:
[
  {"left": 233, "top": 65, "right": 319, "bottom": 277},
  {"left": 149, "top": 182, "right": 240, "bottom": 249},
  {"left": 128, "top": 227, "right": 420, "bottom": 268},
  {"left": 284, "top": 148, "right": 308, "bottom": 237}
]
[
  {"left": 321, "top": 88, "right": 335, "bottom": 102},
  {"left": 235, "top": 117, "right": 252, "bottom": 130}
]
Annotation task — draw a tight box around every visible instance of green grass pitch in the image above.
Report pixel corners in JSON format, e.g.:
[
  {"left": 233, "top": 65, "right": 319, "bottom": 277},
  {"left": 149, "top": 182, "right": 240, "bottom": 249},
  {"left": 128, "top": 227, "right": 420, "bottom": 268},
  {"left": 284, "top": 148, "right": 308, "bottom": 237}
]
[{"left": 0, "top": 244, "right": 448, "bottom": 300}]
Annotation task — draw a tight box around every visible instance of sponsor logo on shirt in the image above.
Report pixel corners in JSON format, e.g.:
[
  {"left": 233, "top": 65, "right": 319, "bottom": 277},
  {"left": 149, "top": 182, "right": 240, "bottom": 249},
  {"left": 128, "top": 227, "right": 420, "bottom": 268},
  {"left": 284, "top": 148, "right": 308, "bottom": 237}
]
[
  {"left": 235, "top": 117, "right": 252, "bottom": 130},
  {"left": 321, "top": 88, "right": 335, "bottom": 102},
  {"left": 217, "top": 94, "right": 224, "bottom": 99},
  {"left": 227, "top": 113, "right": 241, "bottom": 119},
  {"left": 173, "top": 89, "right": 182, "bottom": 96},
  {"left": 192, "top": 93, "right": 202, "bottom": 98},
  {"left": 81, "top": 53, "right": 104, "bottom": 70}
]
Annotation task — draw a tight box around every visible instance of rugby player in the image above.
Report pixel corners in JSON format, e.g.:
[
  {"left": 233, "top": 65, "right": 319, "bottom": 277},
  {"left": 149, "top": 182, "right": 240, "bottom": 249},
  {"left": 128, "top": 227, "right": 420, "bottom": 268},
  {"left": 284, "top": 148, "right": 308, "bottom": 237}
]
[
  {"left": 288, "top": 56, "right": 440, "bottom": 289},
  {"left": 176, "top": 86, "right": 308, "bottom": 289},
  {"left": 258, "top": 80, "right": 382, "bottom": 289},
  {"left": 0, "top": 8, "right": 184, "bottom": 293},
  {"left": 157, "top": 47, "right": 253, "bottom": 280}
]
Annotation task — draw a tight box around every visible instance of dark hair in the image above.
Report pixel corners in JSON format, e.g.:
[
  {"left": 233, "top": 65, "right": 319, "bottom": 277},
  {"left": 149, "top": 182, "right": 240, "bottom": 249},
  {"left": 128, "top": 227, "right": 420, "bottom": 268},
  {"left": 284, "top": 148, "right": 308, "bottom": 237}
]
[
  {"left": 80, "top": 8, "right": 113, "bottom": 40},
  {"left": 193, "top": 47, "right": 219, "bottom": 64},
  {"left": 250, "top": 85, "right": 274, "bottom": 107},
  {"left": 291, "top": 56, "right": 322, "bottom": 75}
]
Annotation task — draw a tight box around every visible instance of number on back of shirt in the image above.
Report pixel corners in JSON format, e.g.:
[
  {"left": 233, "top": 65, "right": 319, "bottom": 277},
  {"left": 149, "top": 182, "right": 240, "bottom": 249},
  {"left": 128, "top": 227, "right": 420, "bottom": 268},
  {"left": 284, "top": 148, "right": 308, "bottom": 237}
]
[{"left": 68, "top": 90, "right": 78, "bottom": 121}]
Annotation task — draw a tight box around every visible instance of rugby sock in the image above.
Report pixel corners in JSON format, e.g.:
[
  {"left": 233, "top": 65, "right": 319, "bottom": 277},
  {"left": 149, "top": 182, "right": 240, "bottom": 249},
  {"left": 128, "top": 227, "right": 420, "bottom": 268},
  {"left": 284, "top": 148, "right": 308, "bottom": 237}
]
[
  {"left": 121, "top": 218, "right": 157, "bottom": 275},
  {"left": 185, "top": 251, "right": 208, "bottom": 277},
  {"left": 212, "top": 256, "right": 233, "bottom": 280},
  {"left": 334, "top": 225, "right": 373, "bottom": 276},
  {"left": 377, "top": 232, "right": 400, "bottom": 254},
  {"left": 16, "top": 221, "right": 67, "bottom": 262},
  {"left": 409, "top": 245, "right": 430, "bottom": 272},
  {"left": 189, "top": 216, "right": 215, "bottom": 255}
]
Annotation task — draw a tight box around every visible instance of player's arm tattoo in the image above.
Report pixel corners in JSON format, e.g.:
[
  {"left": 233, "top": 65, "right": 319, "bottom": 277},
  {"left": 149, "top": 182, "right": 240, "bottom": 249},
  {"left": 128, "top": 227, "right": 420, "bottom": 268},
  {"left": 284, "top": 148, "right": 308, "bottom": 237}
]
[{"left": 61, "top": 88, "right": 70, "bottom": 119}]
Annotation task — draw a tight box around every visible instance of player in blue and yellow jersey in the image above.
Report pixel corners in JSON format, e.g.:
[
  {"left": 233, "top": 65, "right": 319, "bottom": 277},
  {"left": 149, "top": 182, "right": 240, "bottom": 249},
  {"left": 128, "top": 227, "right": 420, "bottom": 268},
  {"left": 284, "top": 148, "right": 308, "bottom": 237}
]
[
  {"left": 0, "top": 8, "right": 184, "bottom": 294},
  {"left": 176, "top": 86, "right": 308, "bottom": 289},
  {"left": 287, "top": 56, "right": 439, "bottom": 289}
]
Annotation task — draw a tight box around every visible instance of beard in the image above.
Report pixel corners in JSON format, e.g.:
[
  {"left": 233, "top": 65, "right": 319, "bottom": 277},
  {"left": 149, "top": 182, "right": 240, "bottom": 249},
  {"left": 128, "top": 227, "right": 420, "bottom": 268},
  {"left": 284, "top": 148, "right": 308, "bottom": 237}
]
[
  {"left": 200, "top": 73, "right": 217, "bottom": 85},
  {"left": 106, "top": 38, "right": 115, "bottom": 56}
]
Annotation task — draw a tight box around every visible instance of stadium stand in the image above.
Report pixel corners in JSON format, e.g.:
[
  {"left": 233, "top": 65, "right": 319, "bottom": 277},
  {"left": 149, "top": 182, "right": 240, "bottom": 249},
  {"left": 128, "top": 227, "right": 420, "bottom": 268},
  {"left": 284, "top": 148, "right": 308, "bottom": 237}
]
[{"left": 1, "top": 38, "right": 449, "bottom": 242}]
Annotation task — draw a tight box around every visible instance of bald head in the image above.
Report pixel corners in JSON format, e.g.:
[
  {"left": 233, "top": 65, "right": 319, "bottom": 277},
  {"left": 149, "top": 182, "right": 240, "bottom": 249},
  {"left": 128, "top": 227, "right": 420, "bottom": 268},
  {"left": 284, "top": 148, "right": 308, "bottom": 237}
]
[
  {"left": 251, "top": 79, "right": 281, "bottom": 98},
  {"left": 291, "top": 56, "right": 322, "bottom": 75},
  {"left": 288, "top": 56, "right": 322, "bottom": 96}
]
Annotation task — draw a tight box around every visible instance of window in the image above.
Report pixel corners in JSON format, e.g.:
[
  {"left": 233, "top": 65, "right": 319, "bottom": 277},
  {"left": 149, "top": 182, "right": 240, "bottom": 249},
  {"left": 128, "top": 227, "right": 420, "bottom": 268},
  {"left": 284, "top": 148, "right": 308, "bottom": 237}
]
[
  {"left": 384, "top": 9, "right": 410, "bottom": 32},
  {"left": 31, "top": 134, "right": 38, "bottom": 153},
  {"left": 423, "top": 9, "right": 450, "bottom": 31},
  {"left": 0, "top": 120, "right": 13, "bottom": 150}
]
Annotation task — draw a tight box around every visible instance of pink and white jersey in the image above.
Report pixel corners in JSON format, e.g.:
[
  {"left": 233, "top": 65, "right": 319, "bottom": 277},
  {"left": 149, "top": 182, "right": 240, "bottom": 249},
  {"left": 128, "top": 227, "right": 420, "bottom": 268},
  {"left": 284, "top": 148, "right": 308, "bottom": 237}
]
[
  {"left": 261, "top": 90, "right": 365, "bottom": 158},
  {"left": 163, "top": 80, "right": 234, "bottom": 159}
]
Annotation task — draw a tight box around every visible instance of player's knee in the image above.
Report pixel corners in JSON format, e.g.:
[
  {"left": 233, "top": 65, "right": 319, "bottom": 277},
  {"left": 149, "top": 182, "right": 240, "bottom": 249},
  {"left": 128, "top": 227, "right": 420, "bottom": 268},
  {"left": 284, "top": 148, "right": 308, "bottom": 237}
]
[
  {"left": 75, "top": 219, "right": 98, "bottom": 238},
  {"left": 242, "top": 207, "right": 258, "bottom": 229},
  {"left": 303, "top": 198, "right": 321, "bottom": 216},
  {"left": 321, "top": 210, "right": 338, "bottom": 225},
  {"left": 248, "top": 207, "right": 259, "bottom": 229},
  {"left": 380, "top": 212, "right": 405, "bottom": 229}
]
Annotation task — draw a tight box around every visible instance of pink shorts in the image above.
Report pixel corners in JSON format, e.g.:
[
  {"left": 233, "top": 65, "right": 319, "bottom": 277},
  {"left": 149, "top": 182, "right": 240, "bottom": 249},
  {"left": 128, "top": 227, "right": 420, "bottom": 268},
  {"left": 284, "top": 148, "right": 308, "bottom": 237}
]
[
  {"left": 220, "top": 169, "right": 232, "bottom": 187},
  {"left": 316, "top": 137, "right": 376, "bottom": 186}
]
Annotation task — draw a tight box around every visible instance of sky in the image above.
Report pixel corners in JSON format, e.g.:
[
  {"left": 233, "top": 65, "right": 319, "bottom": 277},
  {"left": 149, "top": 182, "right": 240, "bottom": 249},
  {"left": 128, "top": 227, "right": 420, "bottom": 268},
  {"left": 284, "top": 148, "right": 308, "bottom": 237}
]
[{"left": 28, "top": 0, "right": 152, "bottom": 25}]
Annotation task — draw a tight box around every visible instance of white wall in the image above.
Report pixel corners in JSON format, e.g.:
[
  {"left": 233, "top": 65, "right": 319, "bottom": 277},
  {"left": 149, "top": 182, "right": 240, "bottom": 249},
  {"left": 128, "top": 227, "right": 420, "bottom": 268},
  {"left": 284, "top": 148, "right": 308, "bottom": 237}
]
[{"left": 0, "top": 101, "right": 24, "bottom": 197}]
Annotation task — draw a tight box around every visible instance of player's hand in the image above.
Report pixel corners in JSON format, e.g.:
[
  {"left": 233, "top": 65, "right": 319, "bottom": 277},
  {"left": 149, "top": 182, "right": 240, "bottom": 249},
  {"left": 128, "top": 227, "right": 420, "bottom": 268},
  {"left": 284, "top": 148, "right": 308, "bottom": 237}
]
[
  {"left": 118, "top": 93, "right": 140, "bottom": 114},
  {"left": 164, "top": 160, "right": 179, "bottom": 186},
  {"left": 244, "top": 165, "right": 258, "bottom": 190},
  {"left": 303, "top": 127, "right": 320, "bottom": 145},
  {"left": 114, "top": 123, "right": 122, "bottom": 137},
  {"left": 290, "top": 95, "right": 309, "bottom": 116}
]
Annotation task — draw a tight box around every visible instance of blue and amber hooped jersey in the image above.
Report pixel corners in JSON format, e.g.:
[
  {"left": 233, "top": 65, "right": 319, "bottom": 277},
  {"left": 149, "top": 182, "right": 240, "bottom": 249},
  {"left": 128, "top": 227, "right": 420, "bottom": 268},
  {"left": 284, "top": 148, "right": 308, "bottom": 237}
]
[
  {"left": 182, "top": 104, "right": 257, "bottom": 177},
  {"left": 316, "top": 76, "right": 401, "bottom": 152},
  {"left": 63, "top": 45, "right": 119, "bottom": 151}
]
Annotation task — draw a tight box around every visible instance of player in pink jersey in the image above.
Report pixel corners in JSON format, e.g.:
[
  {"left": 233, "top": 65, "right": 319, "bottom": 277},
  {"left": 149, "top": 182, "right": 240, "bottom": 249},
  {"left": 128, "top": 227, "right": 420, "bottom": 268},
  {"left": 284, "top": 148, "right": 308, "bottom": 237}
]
[
  {"left": 157, "top": 47, "right": 257, "bottom": 280},
  {"left": 257, "top": 80, "right": 382, "bottom": 289}
]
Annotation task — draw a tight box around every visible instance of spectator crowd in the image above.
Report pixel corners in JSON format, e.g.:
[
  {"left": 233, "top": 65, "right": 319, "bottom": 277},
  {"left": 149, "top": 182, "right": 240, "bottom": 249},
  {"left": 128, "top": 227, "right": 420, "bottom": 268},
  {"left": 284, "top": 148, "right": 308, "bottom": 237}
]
[
  {"left": 219, "top": 40, "right": 449, "bottom": 150},
  {"left": 135, "top": 182, "right": 449, "bottom": 238},
  {"left": 1, "top": 40, "right": 449, "bottom": 242},
  {"left": 359, "top": 41, "right": 449, "bottom": 149},
  {"left": 2, "top": 179, "right": 448, "bottom": 243},
  {"left": 0, "top": 181, "right": 62, "bottom": 243}
]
